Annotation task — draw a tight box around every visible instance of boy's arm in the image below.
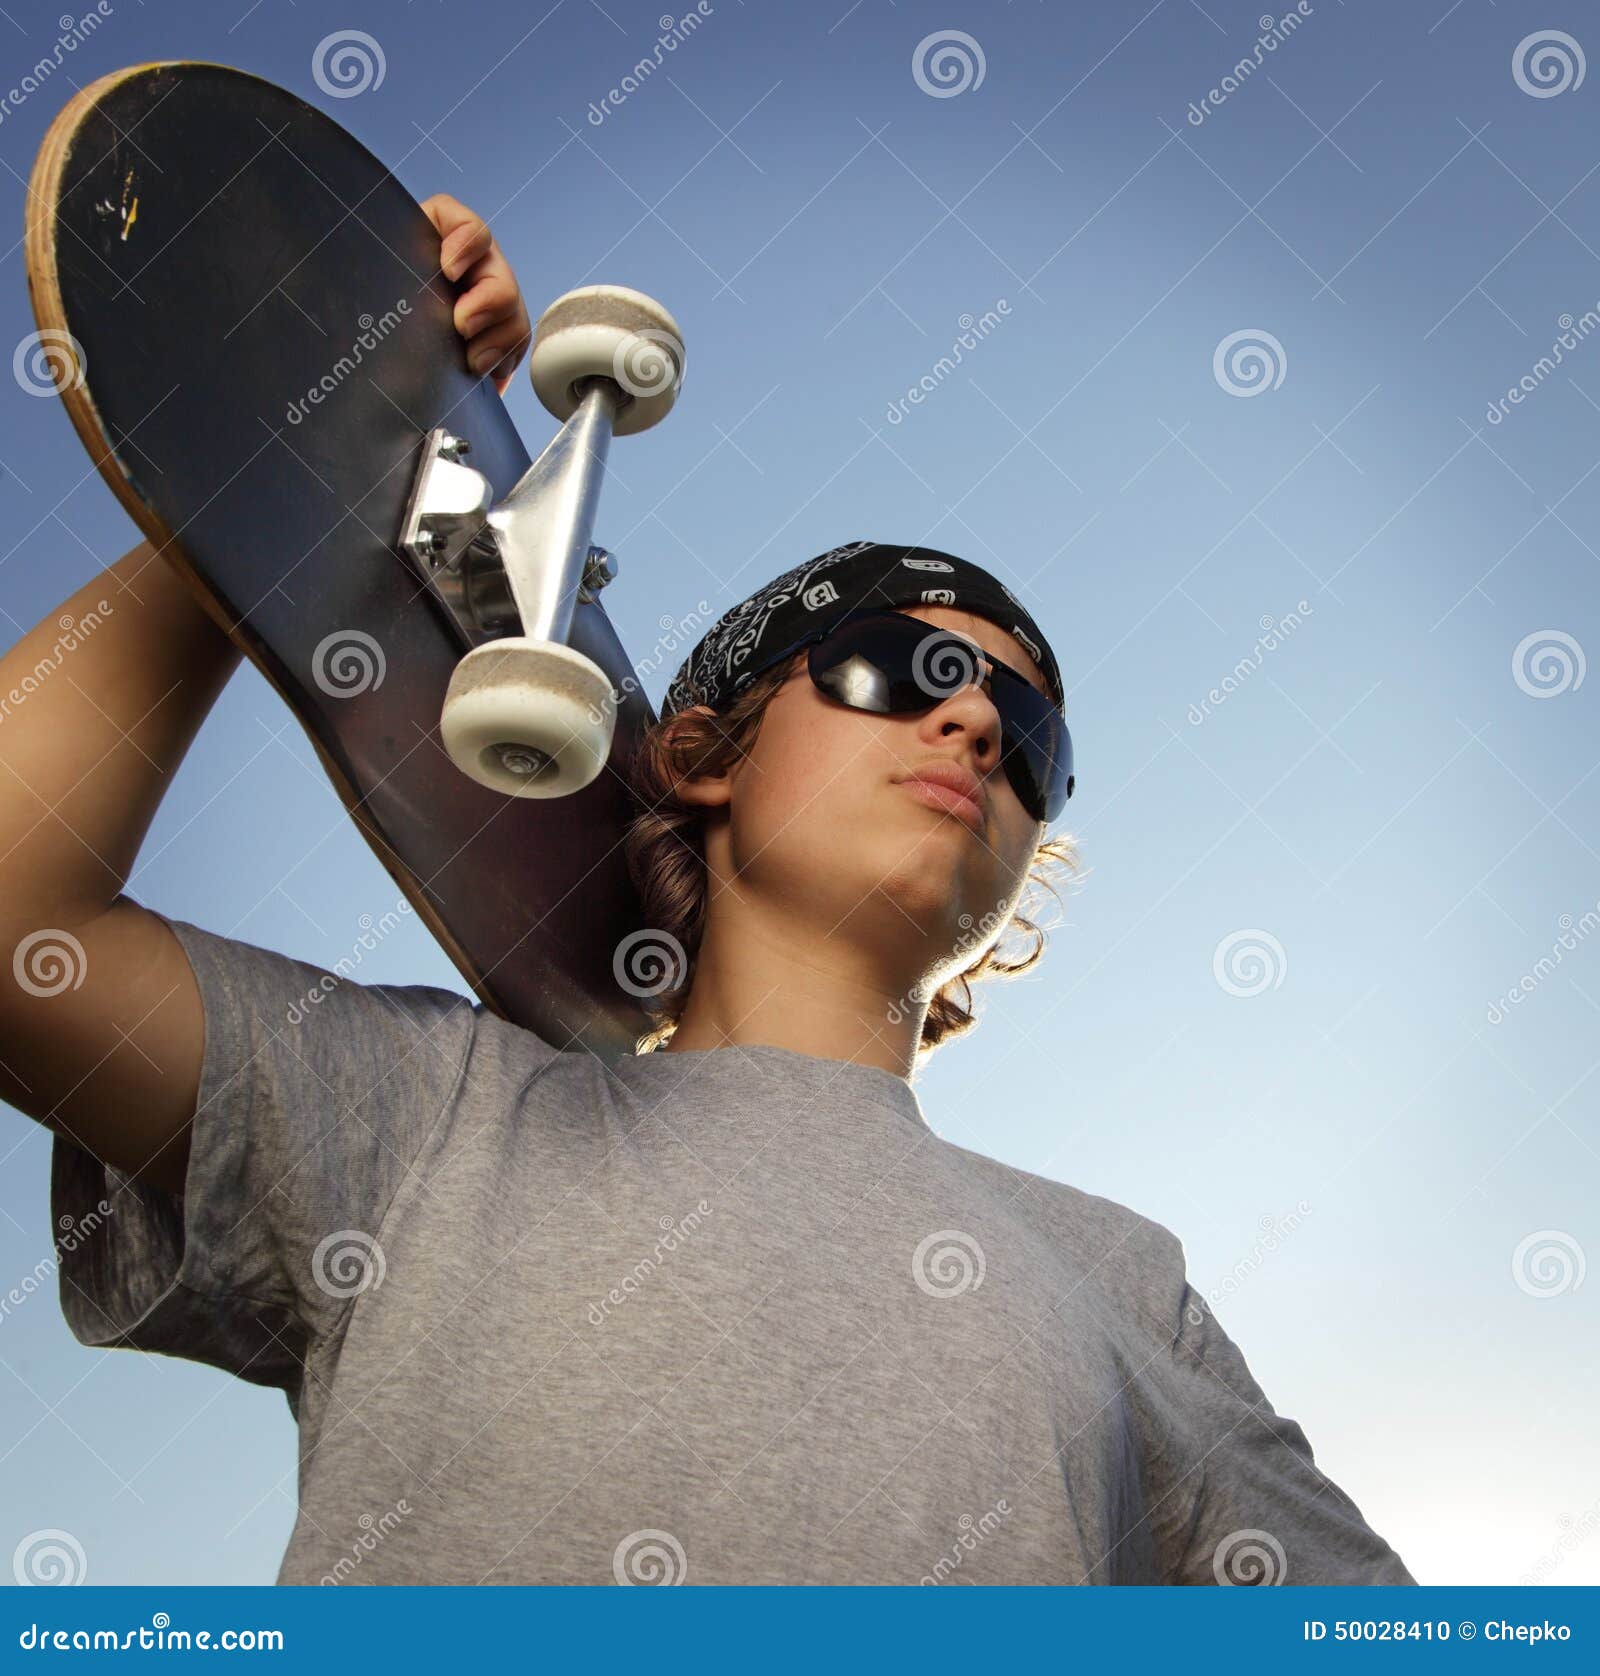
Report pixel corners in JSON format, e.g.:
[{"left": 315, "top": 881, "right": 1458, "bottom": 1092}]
[
  {"left": 1143, "top": 1265, "right": 1417, "bottom": 1586},
  {"left": 0, "top": 542, "right": 229, "bottom": 1196},
  {"left": 0, "top": 197, "right": 530, "bottom": 1199}
]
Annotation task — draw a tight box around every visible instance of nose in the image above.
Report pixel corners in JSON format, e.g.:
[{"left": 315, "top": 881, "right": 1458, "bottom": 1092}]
[{"left": 919, "top": 681, "right": 1002, "bottom": 768}]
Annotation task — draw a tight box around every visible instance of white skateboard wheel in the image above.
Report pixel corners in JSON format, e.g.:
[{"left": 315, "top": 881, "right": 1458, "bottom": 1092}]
[
  {"left": 529, "top": 284, "right": 684, "bottom": 437},
  {"left": 440, "top": 637, "right": 617, "bottom": 799}
]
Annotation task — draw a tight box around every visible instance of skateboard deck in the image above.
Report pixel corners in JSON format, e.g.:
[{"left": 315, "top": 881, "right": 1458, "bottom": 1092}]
[{"left": 24, "top": 61, "right": 655, "bottom": 1057}]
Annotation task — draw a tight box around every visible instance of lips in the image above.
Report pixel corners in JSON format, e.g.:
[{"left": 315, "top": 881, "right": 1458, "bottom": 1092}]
[{"left": 896, "top": 760, "right": 987, "bottom": 830}]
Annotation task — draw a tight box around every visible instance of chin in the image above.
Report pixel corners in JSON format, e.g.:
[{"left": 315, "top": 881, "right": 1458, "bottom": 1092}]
[{"left": 866, "top": 838, "right": 991, "bottom": 941}]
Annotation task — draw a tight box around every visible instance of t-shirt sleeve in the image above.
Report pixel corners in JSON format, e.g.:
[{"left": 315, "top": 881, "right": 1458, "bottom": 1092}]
[
  {"left": 51, "top": 905, "right": 481, "bottom": 1408},
  {"left": 1132, "top": 1234, "right": 1416, "bottom": 1586}
]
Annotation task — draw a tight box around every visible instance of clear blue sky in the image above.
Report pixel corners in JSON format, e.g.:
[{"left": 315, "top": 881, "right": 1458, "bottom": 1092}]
[{"left": 1, "top": 0, "right": 1596, "bottom": 1586}]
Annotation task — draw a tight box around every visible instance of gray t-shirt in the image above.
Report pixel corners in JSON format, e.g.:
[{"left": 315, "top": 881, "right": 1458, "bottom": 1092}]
[{"left": 51, "top": 911, "right": 1415, "bottom": 1586}]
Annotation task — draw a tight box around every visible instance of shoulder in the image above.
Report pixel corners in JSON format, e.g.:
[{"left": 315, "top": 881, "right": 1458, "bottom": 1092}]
[
  {"left": 439, "top": 1004, "right": 604, "bottom": 1134},
  {"left": 928, "top": 1134, "right": 1189, "bottom": 1327}
]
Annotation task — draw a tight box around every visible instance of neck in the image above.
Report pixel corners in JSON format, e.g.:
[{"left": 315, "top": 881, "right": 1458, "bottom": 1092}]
[{"left": 660, "top": 893, "right": 926, "bottom": 1081}]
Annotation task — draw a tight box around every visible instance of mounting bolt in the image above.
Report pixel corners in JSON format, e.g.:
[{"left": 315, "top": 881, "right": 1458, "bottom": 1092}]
[
  {"left": 581, "top": 545, "right": 617, "bottom": 599},
  {"left": 440, "top": 434, "right": 471, "bottom": 461}
]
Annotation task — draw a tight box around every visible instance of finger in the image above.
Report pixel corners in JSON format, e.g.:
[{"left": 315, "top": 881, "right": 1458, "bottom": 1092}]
[
  {"left": 465, "top": 316, "right": 530, "bottom": 381},
  {"left": 452, "top": 261, "right": 521, "bottom": 338},
  {"left": 418, "top": 191, "right": 463, "bottom": 233},
  {"left": 489, "top": 338, "right": 530, "bottom": 395},
  {"left": 420, "top": 192, "right": 479, "bottom": 247},
  {"left": 440, "top": 218, "right": 493, "bottom": 284},
  {"left": 420, "top": 193, "right": 494, "bottom": 282}
]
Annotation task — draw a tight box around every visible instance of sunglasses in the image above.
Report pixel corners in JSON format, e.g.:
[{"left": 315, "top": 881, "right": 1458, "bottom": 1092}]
[{"left": 762, "top": 607, "right": 1075, "bottom": 823}]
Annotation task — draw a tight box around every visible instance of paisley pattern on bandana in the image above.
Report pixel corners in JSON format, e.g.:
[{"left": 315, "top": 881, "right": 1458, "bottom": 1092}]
[{"left": 662, "top": 540, "right": 1063, "bottom": 717}]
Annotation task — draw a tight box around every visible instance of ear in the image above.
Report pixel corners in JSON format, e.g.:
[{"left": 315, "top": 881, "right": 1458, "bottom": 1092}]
[{"left": 664, "top": 705, "right": 738, "bottom": 811}]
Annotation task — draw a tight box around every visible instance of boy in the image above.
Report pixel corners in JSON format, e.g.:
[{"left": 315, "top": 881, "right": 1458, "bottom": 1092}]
[{"left": 0, "top": 200, "right": 1414, "bottom": 1587}]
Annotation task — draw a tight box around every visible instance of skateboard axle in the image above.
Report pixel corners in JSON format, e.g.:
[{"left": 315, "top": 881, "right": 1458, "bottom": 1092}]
[
  {"left": 398, "top": 381, "right": 622, "bottom": 651},
  {"left": 420, "top": 280, "right": 684, "bottom": 802},
  {"left": 494, "top": 744, "right": 556, "bottom": 780}
]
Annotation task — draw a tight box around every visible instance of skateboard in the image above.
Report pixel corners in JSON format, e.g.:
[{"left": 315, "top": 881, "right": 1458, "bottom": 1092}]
[{"left": 24, "top": 61, "right": 688, "bottom": 1058}]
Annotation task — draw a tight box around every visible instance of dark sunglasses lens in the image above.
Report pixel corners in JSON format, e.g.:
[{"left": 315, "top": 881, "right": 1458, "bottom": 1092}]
[
  {"left": 807, "top": 614, "right": 952, "bottom": 712},
  {"left": 809, "top": 614, "right": 1074, "bottom": 820},
  {"left": 994, "top": 684, "right": 1074, "bottom": 822}
]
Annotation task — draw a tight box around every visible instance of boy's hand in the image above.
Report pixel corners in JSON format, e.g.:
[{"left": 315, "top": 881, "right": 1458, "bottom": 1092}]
[{"left": 421, "top": 193, "right": 532, "bottom": 396}]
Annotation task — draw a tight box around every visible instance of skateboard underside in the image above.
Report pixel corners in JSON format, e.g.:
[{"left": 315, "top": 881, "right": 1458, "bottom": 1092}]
[{"left": 25, "top": 61, "right": 654, "bottom": 1057}]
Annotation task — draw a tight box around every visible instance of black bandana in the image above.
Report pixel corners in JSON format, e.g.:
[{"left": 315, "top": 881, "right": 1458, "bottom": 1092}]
[{"left": 661, "top": 540, "right": 1063, "bottom": 718}]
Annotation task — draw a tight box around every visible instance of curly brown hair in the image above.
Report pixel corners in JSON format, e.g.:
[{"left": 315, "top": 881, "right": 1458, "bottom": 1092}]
[{"left": 622, "top": 654, "right": 1083, "bottom": 1057}]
